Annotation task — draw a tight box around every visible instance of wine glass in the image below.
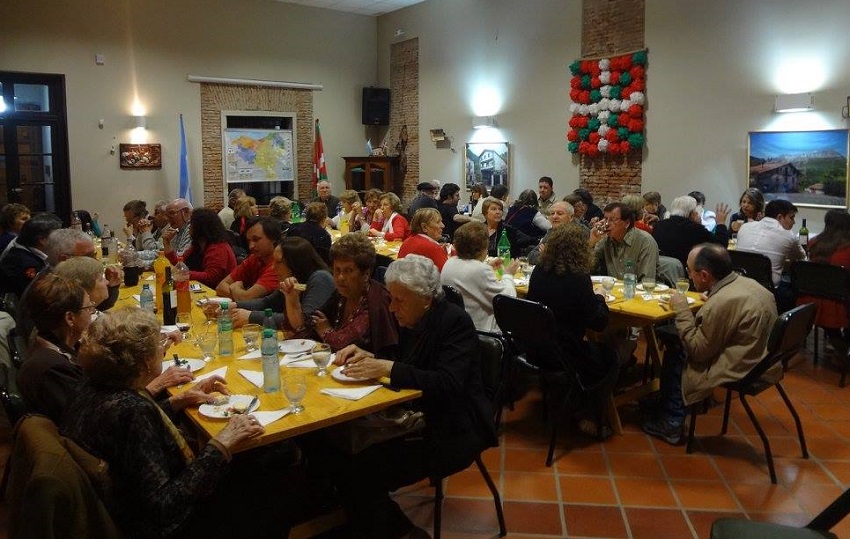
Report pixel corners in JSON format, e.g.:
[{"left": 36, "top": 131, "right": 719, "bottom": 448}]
[
  {"left": 675, "top": 278, "right": 690, "bottom": 295},
  {"left": 642, "top": 277, "right": 657, "bottom": 295},
  {"left": 311, "top": 343, "right": 332, "bottom": 377},
  {"left": 196, "top": 331, "right": 217, "bottom": 362},
  {"left": 176, "top": 312, "right": 193, "bottom": 341},
  {"left": 283, "top": 373, "right": 307, "bottom": 414},
  {"left": 601, "top": 276, "right": 616, "bottom": 295},
  {"left": 242, "top": 324, "right": 261, "bottom": 352}
]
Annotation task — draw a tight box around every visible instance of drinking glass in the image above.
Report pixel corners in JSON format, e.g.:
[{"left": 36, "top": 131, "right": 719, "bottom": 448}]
[
  {"left": 196, "top": 331, "right": 217, "bottom": 362},
  {"left": 642, "top": 277, "right": 657, "bottom": 295},
  {"left": 675, "top": 278, "right": 690, "bottom": 295},
  {"left": 242, "top": 324, "right": 261, "bottom": 352},
  {"left": 311, "top": 343, "right": 332, "bottom": 377},
  {"left": 283, "top": 373, "right": 307, "bottom": 414},
  {"left": 176, "top": 313, "right": 193, "bottom": 341},
  {"left": 601, "top": 276, "right": 616, "bottom": 295}
]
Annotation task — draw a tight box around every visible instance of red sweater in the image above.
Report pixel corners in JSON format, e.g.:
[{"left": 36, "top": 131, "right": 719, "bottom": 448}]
[
  {"left": 398, "top": 234, "right": 449, "bottom": 271},
  {"left": 166, "top": 241, "right": 236, "bottom": 289},
  {"left": 370, "top": 212, "right": 410, "bottom": 241}
]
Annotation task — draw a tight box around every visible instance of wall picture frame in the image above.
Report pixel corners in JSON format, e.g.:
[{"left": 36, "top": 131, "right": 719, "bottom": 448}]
[
  {"left": 465, "top": 142, "right": 509, "bottom": 190},
  {"left": 119, "top": 143, "right": 162, "bottom": 169},
  {"left": 747, "top": 129, "right": 849, "bottom": 209}
]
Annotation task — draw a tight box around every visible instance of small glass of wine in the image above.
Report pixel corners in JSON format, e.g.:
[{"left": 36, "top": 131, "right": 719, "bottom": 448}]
[
  {"left": 642, "top": 277, "right": 657, "bottom": 295},
  {"left": 675, "top": 278, "right": 690, "bottom": 295}
]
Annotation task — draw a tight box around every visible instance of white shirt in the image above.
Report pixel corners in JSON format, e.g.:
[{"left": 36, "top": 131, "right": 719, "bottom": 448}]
[
  {"left": 699, "top": 207, "right": 717, "bottom": 232},
  {"left": 218, "top": 206, "right": 235, "bottom": 229},
  {"left": 440, "top": 257, "right": 516, "bottom": 332},
  {"left": 736, "top": 217, "right": 805, "bottom": 285}
]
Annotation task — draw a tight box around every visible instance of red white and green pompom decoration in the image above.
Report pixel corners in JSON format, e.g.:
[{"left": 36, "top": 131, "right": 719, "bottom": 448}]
[{"left": 567, "top": 50, "right": 647, "bottom": 156}]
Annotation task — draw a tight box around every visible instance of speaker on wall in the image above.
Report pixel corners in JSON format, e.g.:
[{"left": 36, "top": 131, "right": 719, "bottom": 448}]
[{"left": 362, "top": 87, "right": 390, "bottom": 126}]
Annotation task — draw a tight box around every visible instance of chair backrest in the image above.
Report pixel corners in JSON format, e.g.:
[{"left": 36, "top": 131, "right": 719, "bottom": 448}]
[
  {"left": 442, "top": 285, "right": 465, "bottom": 309},
  {"left": 790, "top": 260, "right": 850, "bottom": 303},
  {"left": 493, "top": 294, "right": 567, "bottom": 373},
  {"left": 477, "top": 332, "right": 505, "bottom": 419},
  {"left": 742, "top": 302, "right": 817, "bottom": 384},
  {"left": 657, "top": 255, "right": 686, "bottom": 287},
  {"left": 0, "top": 363, "right": 27, "bottom": 425},
  {"left": 375, "top": 254, "right": 395, "bottom": 269},
  {"left": 372, "top": 265, "right": 387, "bottom": 284},
  {"left": 729, "top": 250, "right": 775, "bottom": 291}
]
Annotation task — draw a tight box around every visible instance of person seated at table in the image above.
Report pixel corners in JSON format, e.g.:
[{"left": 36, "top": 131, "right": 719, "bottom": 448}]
[
  {"left": 216, "top": 217, "right": 281, "bottom": 301},
  {"left": 527, "top": 200, "right": 587, "bottom": 265},
  {"left": 0, "top": 213, "right": 62, "bottom": 300},
  {"left": 622, "top": 194, "right": 654, "bottom": 233},
  {"left": 229, "top": 195, "right": 259, "bottom": 250},
  {"left": 468, "top": 183, "right": 488, "bottom": 214},
  {"left": 313, "top": 179, "right": 340, "bottom": 218},
  {"left": 652, "top": 195, "right": 729, "bottom": 271},
  {"left": 642, "top": 244, "right": 777, "bottom": 445},
  {"left": 233, "top": 236, "right": 334, "bottom": 330},
  {"left": 729, "top": 187, "right": 764, "bottom": 233},
  {"left": 17, "top": 276, "right": 195, "bottom": 425},
  {"left": 288, "top": 201, "right": 332, "bottom": 263},
  {"left": 164, "top": 208, "right": 236, "bottom": 290},
  {"left": 162, "top": 198, "right": 193, "bottom": 257},
  {"left": 330, "top": 189, "right": 361, "bottom": 231},
  {"left": 589, "top": 202, "right": 659, "bottom": 281},
  {"left": 61, "top": 307, "right": 296, "bottom": 538},
  {"left": 352, "top": 188, "right": 382, "bottom": 232},
  {"left": 441, "top": 221, "right": 517, "bottom": 332},
  {"left": 642, "top": 191, "right": 668, "bottom": 225},
  {"left": 368, "top": 192, "right": 410, "bottom": 241},
  {"left": 217, "top": 187, "right": 245, "bottom": 229},
  {"left": 268, "top": 195, "right": 293, "bottom": 234},
  {"left": 53, "top": 256, "right": 111, "bottom": 310},
  {"left": 398, "top": 208, "right": 450, "bottom": 271},
  {"left": 505, "top": 189, "right": 551, "bottom": 239},
  {"left": 573, "top": 188, "right": 604, "bottom": 223},
  {"left": 326, "top": 255, "right": 496, "bottom": 538},
  {"left": 0, "top": 202, "right": 30, "bottom": 254},
  {"left": 482, "top": 197, "right": 536, "bottom": 259},
  {"left": 307, "top": 233, "right": 398, "bottom": 356}
]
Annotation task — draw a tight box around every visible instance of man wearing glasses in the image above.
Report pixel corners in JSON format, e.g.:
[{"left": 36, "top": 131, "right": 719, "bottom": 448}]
[
  {"left": 162, "top": 198, "right": 193, "bottom": 256},
  {"left": 589, "top": 202, "right": 659, "bottom": 281}
]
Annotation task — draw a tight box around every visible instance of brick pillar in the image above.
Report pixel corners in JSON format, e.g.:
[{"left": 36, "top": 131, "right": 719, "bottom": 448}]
[{"left": 388, "top": 38, "right": 420, "bottom": 204}]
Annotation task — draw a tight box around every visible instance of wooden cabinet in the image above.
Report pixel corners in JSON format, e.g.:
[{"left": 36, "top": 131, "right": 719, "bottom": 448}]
[{"left": 343, "top": 156, "right": 400, "bottom": 196}]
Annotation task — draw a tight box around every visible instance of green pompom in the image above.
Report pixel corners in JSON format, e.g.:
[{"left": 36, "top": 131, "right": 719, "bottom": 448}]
[
  {"left": 579, "top": 128, "right": 591, "bottom": 140},
  {"left": 581, "top": 74, "right": 592, "bottom": 89},
  {"left": 628, "top": 132, "right": 644, "bottom": 148},
  {"left": 607, "top": 115, "right": 619, "bottom": 127},
  {"left": 618, "top": 127, "right": 630, "bottom": 139},
  {"left": 569, "top": 60, "right": 582, "bottom": 75},
  {"left": 609, "top": 86, "right": 621, "bottom": 100},
  {"left": 567, "top": 141, "right": 580, "bottom": 153},
  {"left": 588, "top": 118, "right": 601, "bottom": 131},
  {"left": 590, "top": 89, "right": 602, "bottom": 102},
  {"left": 632, "top": 50, "right": 648, "bottom": 66},
  {"left": 619, "top": 72, "right": 632, "bottom": 86}
]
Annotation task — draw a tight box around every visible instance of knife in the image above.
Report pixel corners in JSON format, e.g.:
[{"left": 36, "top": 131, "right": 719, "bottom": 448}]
[{"left": 246, "top": 396, "right": 259, "bottom": 413}]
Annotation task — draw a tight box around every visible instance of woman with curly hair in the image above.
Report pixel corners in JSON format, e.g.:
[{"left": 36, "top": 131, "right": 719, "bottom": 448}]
[
  {"left": 729, "top": 188, "right": 764, "bottom": 233},
  {"left": 165, "top": 208, "right": 237, "bottom": 289},
  {"left": 526, "top": 223, "right": 615, "bottom": 385},
  {"left": 505, "top": 189, "right": 551, "bottom": 239},
  {"left": 268, "top": 196, "right": 293, "bottom": 234}
]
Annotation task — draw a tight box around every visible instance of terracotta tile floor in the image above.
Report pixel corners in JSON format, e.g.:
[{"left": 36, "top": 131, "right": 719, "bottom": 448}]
[{"left": 2, "top": 344, "right": 850, "bottom": 538}]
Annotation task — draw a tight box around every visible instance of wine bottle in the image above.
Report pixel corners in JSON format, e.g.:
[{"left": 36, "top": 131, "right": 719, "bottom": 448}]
[
  {"left": 161, "top": 267, "right": 177, "bottom": 325},
  {"left": 799, "top": 218, "right": 809, "bottom": 252}
]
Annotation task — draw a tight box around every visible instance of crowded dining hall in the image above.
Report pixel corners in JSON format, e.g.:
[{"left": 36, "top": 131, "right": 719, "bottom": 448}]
[{"left": 3, "top": 1, "right": 850, "bottom": 538}]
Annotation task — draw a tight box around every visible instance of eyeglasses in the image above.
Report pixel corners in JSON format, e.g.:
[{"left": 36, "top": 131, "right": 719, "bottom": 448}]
[{"left": 78, "top": 304, "right": 97, "bottom": 314}]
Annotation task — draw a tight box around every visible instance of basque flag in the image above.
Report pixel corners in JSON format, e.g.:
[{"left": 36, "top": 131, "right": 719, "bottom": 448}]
[{"left": 313, "top": 118, "right": 328, "bottom": 198}]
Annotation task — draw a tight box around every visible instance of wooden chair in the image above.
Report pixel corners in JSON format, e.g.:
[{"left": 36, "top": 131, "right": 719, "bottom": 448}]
[
  {"left": 729, "top": 250, "right": 775, "bottom": 291},
  {"left": 686, "top": 303, "right": 815, "bottom": 484}
]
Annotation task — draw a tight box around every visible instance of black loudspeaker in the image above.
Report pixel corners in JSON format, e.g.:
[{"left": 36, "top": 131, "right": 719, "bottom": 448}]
[{"left": 362, "top": 87, "right": 390, "bottom": 125}]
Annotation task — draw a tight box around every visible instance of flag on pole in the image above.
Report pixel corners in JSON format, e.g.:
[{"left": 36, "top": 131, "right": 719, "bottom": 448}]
[
  {"left": 178, "top": 113, "right": 193, "bottom": 204},
  {"left": 313, "top": 118, "right": 328, "bottom": 198}
]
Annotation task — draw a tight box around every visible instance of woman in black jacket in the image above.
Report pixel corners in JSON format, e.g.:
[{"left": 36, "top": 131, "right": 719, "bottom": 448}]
[{"left": 482, "top": 197, "right": 537, "bottom": 258}]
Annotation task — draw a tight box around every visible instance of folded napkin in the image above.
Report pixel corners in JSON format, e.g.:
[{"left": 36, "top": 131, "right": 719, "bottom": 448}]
[
  {"left": 284, "top": 358, "right": 316, "bottom": 368},
  {"left": 239, "top": 349, "right": 262, "bottom": 360},
  {"left": 192, "top": 366, "right": 227, "bottom": 384},
  {"left": 161, "top": 325, "right": 179, "bottom": 333},
  {"left": 238, "top": 369, "right": 264, "bottom": 388},
  {"left": 320, "top": 385, "right": 382, "bottom": 400},
  {"left": 145, "top": 275, "right": 155, "bottom": 281},
  {"left": 279, "top": 352, "right": 312, "bottom": 365},
  {"left": 251, "top": 409, "right": 290, "bottom": 427}
]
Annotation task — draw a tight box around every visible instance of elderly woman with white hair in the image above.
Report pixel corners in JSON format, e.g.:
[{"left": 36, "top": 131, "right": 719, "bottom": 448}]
[
  {"left": 651, "top": 195, "right": 729, "bottom": 270},
  {"left": 328, "top": 254, "right": 496, "bottom": 538}
]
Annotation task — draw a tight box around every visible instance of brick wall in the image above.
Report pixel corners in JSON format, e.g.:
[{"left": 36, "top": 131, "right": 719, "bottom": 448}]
[
  {"left": 199, "top": 84, "right": 315, "bottom": 211},
  {"left": 387, "top": 38, "right": 420, "bottom": 204},
  {"left": 579, "top": 0, "right": 646, "bottom": 205}
]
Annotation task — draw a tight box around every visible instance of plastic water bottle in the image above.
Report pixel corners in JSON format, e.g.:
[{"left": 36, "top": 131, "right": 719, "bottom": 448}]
[
  {"left": 140, "top": 284, "right": 155, "bottom": 313},
  {"left": 261, "top": 328, "right": 280, "bottom": 393},
  {"left": 263, "top": 308, "right": 276, "bottom": 333},
  {"left": 218, "top": 301, "right": 234, "bottom": 357},
  {"left": 623, "top": 259, "right": 637, "bottom": 300}
]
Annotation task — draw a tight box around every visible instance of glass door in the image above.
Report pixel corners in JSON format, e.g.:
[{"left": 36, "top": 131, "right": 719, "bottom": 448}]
[{"left": 0, "top": 72, "right": 71, "bottom": 221}]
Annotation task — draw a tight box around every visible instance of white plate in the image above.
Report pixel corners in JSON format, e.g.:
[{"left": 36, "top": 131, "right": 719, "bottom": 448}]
[
  {"left": 591, "top": 275, "right": 608, "bottom": 283},
  {"left": 637, "top": 283, "right": 670, "bottom": 292},
  {"left": 604, "top": 294, "right": 616, "bottom": 302},
  {"left": 279, "top": 339, "right": 316, "bottom": 354},
  {"left": 331, "top": 366, "right": 372, "bottom": 383},
  {"left": 658, "top": 296, "right": 696, "bottom": 305},
  {"left": 163, "top": 358, "right": 206, "bottom": 372},
  {"left": 198, "top": 394, "right": 259, "bottom": 419}
]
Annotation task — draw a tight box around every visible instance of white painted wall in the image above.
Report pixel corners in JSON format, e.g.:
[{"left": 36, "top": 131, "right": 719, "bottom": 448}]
[
  {"left": 377, "top": 0, "right": 850, "bottom": 233},
  {"left": 0, "top": 0, "right": 377, "bottom": 229}
]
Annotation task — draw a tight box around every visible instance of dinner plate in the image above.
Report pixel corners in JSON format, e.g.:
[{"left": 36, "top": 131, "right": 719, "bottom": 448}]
[
  {"left": 637, "top": 283, "right": 670, "bottom": 292},
  {"left": 279, "top": 339, "right": 316, "bottom": 354},
  {"left": 590, "top": 275, "right": 609, "bottom": 283},
  {"left": 603, "top": 294, "right": 616, "bottom": 302},
  {"left": 658, "top": 295, "right": 696, "bottom": 305},
  {"left": 163, "top": 358, "right": 206, "bottom": 372},
  {"left": 198, "top": 395, "right": 259, "bottom": 419},
  {"left": 331, "top": 366, "right": 372, "bottom": 383}
]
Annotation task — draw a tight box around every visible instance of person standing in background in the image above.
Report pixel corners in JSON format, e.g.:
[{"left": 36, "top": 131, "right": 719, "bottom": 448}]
[
  {"left": 537, "top": 176, "right": 556, "bottom": 217},
  {"left": 218, "top": 188, "right": 245, "bottom": 229}
]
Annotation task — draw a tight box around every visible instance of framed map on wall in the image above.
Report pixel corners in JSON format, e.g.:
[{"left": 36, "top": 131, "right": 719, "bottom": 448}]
[
  {"left": 465, "top": 142, "right": 509, "bottom": 190},
  {"left": 223, "top": 128, "right": 294, "bottom": 183}
]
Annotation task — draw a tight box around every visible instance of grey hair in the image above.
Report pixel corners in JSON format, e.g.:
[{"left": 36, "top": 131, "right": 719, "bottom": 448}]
[
  {"left": 552, "top": 201, "right": 574, "bottom": 216},
  {"left": 45, "top": 228, "right": 91, "bottom": 265},
  {"left": 154, "top": 200, "right": 169, "bottom": 212},
  {"left": 384, "top": 255, "right": 444, "bottom": 300},
  {"left": 669, "top": 196, "right": 698, "bottom": 218}
]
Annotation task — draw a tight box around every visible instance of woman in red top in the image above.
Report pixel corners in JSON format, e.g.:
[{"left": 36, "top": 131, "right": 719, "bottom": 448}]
[
  {"left": 368, "top": 192, "right": 410, "bottom": 241},
  {"left": 166, "top": 208, "right": 236, "bottom": 289},
  {"left": 803, "top": 209, "right": 850, "bottom": 332},
  {"left": 398, "top": 208, "right": 450, "bottom": 271}
]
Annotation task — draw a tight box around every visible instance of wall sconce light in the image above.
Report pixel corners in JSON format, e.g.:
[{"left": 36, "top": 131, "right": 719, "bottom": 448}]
[
  {"left": 132, "top": 114, "right": 147, "bottom": 129},
  {"left": 842, "top": 96, "right": 850, "bottom": 120},
  {"left": 429, "top": 128, "right": 446, "bottom": 142},
  {"left": 472, "top": 116, "right": 498, "bottom": 129},
  {"left": 774, "top": 92, "right": 814, "bottom": 113}
]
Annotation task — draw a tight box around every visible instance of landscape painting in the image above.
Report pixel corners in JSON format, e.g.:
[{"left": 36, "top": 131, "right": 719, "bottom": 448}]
[{"left": 748, "top": 129, "right": 849, "bottom": 208}]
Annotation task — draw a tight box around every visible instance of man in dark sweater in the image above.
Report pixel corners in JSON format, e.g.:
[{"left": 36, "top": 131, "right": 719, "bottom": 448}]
[{"left": 652, "top": 195, "right": 729, "bottom": 271}]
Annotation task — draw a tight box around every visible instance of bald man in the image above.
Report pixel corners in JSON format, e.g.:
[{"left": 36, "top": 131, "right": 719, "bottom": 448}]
[{"left": 162, "top": 198, "right": 193, "bottom": 256}]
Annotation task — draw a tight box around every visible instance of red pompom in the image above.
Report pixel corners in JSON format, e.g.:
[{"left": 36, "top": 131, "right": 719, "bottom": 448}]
[
  {"left": 567, "top": 129, "right": 579, "bottom": 141},
  {"left": 618, "top": 113, "right": 630, "bottom": 126},
  {"left": 591, "top": 76, "right": 601, "bottom": 88},
  {"left": 581, "top": 60, "right": 594, "bottom": 73},
  {"left": 631, "top": 78, "right": 645, "bottom": 91},
  {"left": 610, "top": 71, "right": 621, "bottom": 85},
  {"left": 577, "top": 116, "right": 589, "bottom": 128},
  {"left": 628, "top": 104, "right": 643, "bottom": 118},
  {"left": 589, "top": 132, "right": 601, "bottom": 145},
  {"left": 621, "top": 141, "right": 631, "bottom": 153},
  {"left": 586, "top": 144, "right": 599, "bottom": 157},
  {"left": 628, "top": 119, "right": 644, "bottom": 132},
  {"left": 630, "top": 65, "right": 645, "bottom": 79},
  {"left": 570, "top": 76, "right": 582, "bottom": 89},
  {"left": 570, "top": 88, "right": 582, "bottom": 102},
  {"left": 580, "top": 90, "right": 592, "bottom": 104},
  {"left": 605, "top": 130, "right": 620, "bottom": 143}
]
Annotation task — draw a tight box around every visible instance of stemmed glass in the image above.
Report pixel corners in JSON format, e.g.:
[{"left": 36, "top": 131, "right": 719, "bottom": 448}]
[
  {"left": 642, "top": 277, "right": 657, "bottom": 295},
  {"left": 283, "top": 373, "right": 307, "bottom": 414},
  {"left": 176, "top": 313, "right": 193, "bottom": 341},
  {"left": 312, "top": 343, "right": 332, "bottom": 377}
]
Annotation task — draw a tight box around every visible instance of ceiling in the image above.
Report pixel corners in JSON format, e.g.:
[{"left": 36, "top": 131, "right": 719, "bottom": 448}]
[{"left": 275, "top": 0, "right": 425, "bottom": 16}]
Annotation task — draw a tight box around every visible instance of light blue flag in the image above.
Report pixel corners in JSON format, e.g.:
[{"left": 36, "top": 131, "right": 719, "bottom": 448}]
[
  {"left": 366, "top": 138, "right": 373, "bottom": 155},
  {"left": 178, "top": 114, "right": 193, "bottom": 204}
]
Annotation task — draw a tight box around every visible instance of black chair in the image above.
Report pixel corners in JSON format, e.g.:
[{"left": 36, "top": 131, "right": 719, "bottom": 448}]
[
  {"left": 442, "top": 285, "right": 465, "bottom": 309},
  {"left": 371, "top": 265, "right": 387, "bottom": 284},
  {"left": 790, "top": 260, "right": 850, "bottom": 385},
  {"left": 0, "top": 363, "right": 27, "bottom": 426},
  {"left": 686, "top": 303, "right": 815, "bottom": 484},
  {"left": 8, "top": 327, "right": 26, "bottom": 369},
  {"left": 375, "top": 254, "right": 395, "bottom": 269},
  {"left": 493, "top": 294, "right": 617, "bottom": 467},
  {"left": 729, "top": 250, "right": 775, "bottom": 291},
  {"left": 432, "top": 332, "right": 507, "bottom": 538}
]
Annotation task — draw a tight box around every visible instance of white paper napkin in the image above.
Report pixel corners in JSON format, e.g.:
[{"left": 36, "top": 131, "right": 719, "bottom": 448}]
[
  {"left": 239, "top": 350, "right": 262, "bottom": 360},
  {"left": 251, "top": 409, "right": 291, "bottom": 427},
  {"left": 320, "top": 385, "right": 382, "bottom": 400},
  {"left": 283, "top": 358, "right": 316, "bottom": 368},
  {"left": 238, "top": 369, "right": 264, "bottom": 388},
  {"left": 279, "top": 352, "right": 312, "bottom": 365},
  {"left": 192, "top": 366, "right": 228, "bottom": 384}
]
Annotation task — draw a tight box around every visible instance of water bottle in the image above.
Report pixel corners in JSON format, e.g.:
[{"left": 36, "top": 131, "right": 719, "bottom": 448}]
[
  {"left": 139, "top": 284, "right": 155, "bottom": 313},
  {"left": 263, "top": 308, "right": 276, "bottom": 333},
  {"left": 70, "top": 212, "right": 82, "bottom": 231},
  {"left": 291, "top": 201, "right": 301, "bottom": 223},
  {"left": 623, "top": 259, "right": 637, "bottom": 300},
  {"left": 261, "top": 328, "right": 280, "bottom": 393},
  {"left": 218, "top": 301, "right": 234, "bottom": 357}
]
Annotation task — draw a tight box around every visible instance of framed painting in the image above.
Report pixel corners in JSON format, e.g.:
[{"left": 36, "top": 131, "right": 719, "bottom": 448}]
[
  {"left": 747, "top": 129, "right": 849, "bottom": 208},
  {"left": 465, "top": 142, "right": 509, "bottom": 190},
  {"left": 119, "top": 143, "right": 162, "bottom": 169}
]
